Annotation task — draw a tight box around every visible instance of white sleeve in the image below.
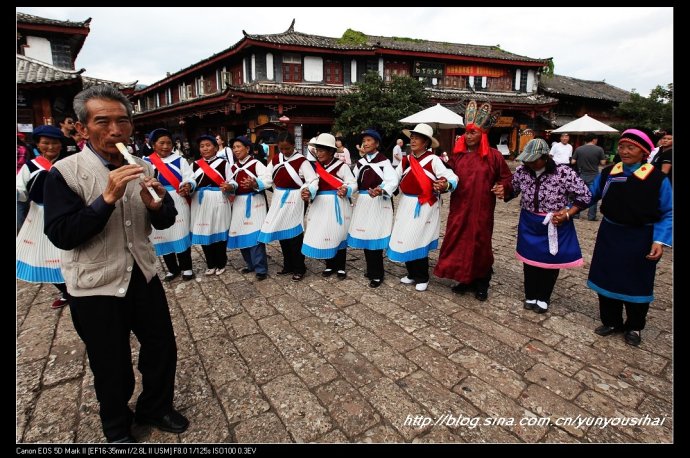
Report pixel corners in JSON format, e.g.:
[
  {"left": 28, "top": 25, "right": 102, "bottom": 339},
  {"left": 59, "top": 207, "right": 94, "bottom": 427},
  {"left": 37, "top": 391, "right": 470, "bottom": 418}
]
[
  {"left": 179, "top": 157, "right": 196, "bottom": 190},
  {"left": 431, "top": 155, "right": 458, "bottom": 184},
  {"left": 16, "top": 164, "right": 30, "bottom": 202},
  {"left": 380, "top": 160, "right": 399, "bottom": 196},
  {"left": 299, "top": 160, "right": 318, "bottom": 190},
  {"left": 255, "top": 160, "right": 272, "bottom": 190},
  {"left": 338, "top": 163, "right": 357, "bottom": 193}
]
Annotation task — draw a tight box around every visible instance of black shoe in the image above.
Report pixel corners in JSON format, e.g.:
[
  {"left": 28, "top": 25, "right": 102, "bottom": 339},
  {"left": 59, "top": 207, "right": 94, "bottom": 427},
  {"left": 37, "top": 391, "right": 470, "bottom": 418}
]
[
  {"left": 240, "top": 267, "right": 254, "bottom": 274},
  {"left": 291, "top": 273, "right": 304, "bottom": 282},
  {"left": 474, "top": 290, "right": 488, "bottom": 301},
  {"left": 182, "top": 272, "right": 195, "bottom": 281},
  {"left": 322, "top": 269, "right": 334, "bottom": 277},
  {"left": 594, "top": 325, "right": 621, "bottom": 336},
  {"left": 108, "top": 435, "right": 136, "bottom": 443},
  {"left": 277, "top": 269, "right": 292, "bottom": 275},
  {"left": 369, "top": 279, "right": 382, "bottom": 288},
  {"left": 588, "top": 217, "right": 598, "bottom": 221},
  {"left": 452, "top": 283, "right": 471, "bottom": 294},
  {"left": 164, "top": 272, "right": 180, "bottom": 282},
  {"left": 523, "top": 300, "right": 535, "bottom": 310},
  {"left": 533, "top": 303, "right": 548, "bottom": 314},
  {"left": 136, "top": 410, "right": 189, "bottom": 434},
  {"left": 336, "top": 270, "right": 347, "bottom": 279},
  {"left": 624, "top": 330, "right": 641, "bottom": 346},
  {"left": 256, "top": 273, "right": 267, "bottom": 281}
]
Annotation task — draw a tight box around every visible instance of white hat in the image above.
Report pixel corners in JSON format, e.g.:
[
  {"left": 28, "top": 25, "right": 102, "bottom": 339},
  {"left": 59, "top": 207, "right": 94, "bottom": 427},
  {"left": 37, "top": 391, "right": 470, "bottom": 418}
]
[
  {"left": 402, "top": 123, "right": 439, "bottom": 148},
  {"left": 308, "top": 133, "right": 337, "bottom": 150}
]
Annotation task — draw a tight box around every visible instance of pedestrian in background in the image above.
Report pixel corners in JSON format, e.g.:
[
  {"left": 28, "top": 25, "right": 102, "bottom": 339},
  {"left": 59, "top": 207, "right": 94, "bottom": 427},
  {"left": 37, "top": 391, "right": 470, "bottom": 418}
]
[{"left": 571, "top": 133, "right": 606, "bottom": 221}]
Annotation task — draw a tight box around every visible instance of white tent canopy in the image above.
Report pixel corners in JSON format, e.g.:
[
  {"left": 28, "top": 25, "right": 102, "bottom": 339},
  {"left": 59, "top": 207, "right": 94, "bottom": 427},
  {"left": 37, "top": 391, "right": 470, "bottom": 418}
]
[
  {"left": 552, "top": 114, "right": 618, "bottom": 134},
  {"left": 399, "top": 103, "right": 464, "bottom": 129}
]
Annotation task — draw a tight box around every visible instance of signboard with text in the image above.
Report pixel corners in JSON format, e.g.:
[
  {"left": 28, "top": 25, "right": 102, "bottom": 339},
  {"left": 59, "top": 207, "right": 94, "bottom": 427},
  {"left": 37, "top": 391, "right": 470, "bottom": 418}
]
[{"left": 413, "top": 61, "right": 444, "bottom": 78}]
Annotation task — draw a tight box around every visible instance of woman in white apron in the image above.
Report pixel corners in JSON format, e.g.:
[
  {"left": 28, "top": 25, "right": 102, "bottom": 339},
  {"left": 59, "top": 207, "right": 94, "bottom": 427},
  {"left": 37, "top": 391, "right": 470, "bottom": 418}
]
[
  {"left": 301, "top": 133, "right": 357, "bottom": 279},
  {"left": 388, "top": 124, "right": 458, "bottom": 292},
  {"left": 189, "top": 135, "right": 233, "bottom": 275},
  {"left": 226, "top": 136, "right": 272, "bottom": 280},
  {"left": 144, "top": 128, "right": 196, "bottom": 281},
  {"left": 347, "top": 129, "right": 398, "bottom": 288},
  {"left": 258, "top": 132, "right": 317, "bottom": 281},
  {"left": 16, "top": 125, "right": 68, "bottom": 309}
]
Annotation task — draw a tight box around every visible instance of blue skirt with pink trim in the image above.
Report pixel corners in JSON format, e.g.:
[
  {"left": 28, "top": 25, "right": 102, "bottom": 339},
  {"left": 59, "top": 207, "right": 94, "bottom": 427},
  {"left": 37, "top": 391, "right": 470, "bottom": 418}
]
[{"left": 516, "top": 209, "right": 583, "bottom": 269}]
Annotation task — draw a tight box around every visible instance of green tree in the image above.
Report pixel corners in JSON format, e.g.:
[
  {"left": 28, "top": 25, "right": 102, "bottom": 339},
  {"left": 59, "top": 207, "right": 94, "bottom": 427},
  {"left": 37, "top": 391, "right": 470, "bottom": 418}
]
[
  {"left": 613, "top": 83, "right": 673, "bottom": 131},
  {"left": 333, "top": 71, "right": 429, "bottom": 139}
]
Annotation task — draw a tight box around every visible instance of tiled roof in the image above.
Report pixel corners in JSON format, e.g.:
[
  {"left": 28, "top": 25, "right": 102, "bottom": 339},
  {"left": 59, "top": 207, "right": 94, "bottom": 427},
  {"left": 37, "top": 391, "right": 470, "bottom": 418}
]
[
  {"left": 427, "top": 88, "right": 558, "bottom": 106},
  {"left": 539, "top": 74, "right": 630, "bottom": 102},
  {"left": 244, "top": 30, "right": 369, "bottom": 51},
  {"left": 136, "top": 22, "right": 549, "bottom": 98},
  {"left": 82, "top": 75, "right": 138, "bottom": 90},
  {"left": 16, "top": 54, "right": 83, "bottom": 85},
  {"left": 232, "top": 82, "right": 353, "bottom": 97},
  {"left": 232, "top": 83, "right": 556, "bottom": 106},
  {"left": 368, "top": 35, "right": 545, "bottom": 63},
  {"left": 16, "top": 12, "right": 90, "bottom": 28},
  {"left": 245, "top": 26, "right": 547, "bottom": 63}
]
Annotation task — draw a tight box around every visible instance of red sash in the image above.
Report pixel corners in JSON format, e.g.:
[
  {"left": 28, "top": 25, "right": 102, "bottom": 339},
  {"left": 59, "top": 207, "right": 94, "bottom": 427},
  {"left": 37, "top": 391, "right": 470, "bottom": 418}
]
[
  {"left": 315, "top": 161, "right": 343, "bottom": 189},
  {"left": 33, "top": 156, "right": 53, "bottom": 171},
  {"left": 408, "top": 154, "right": 436, "bottom": 206},
  {"left": 195, "top": 159, "right": 226, "bottom": 186},
  {"left": 149, "top": 154, "right": 181, "bottom": 189}
]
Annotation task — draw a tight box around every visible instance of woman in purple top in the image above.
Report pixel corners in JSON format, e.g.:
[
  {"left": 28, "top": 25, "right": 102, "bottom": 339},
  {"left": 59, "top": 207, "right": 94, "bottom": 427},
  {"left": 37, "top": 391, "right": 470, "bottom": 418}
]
[{"left": 505, "top": 138, "right": 591, "bottom": 314}]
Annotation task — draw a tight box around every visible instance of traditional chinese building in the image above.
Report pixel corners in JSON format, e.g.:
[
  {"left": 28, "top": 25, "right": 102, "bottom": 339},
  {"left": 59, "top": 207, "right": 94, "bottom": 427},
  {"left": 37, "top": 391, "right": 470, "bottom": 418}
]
[
  {"left": 539, "top": 74, "right": 630, "bottom": 150},
  {"left": 131, "top": 21, "right": 560, "bottom": 155},
  {"left": 16, "top": 12, "right": 136, "bottom": 134}
]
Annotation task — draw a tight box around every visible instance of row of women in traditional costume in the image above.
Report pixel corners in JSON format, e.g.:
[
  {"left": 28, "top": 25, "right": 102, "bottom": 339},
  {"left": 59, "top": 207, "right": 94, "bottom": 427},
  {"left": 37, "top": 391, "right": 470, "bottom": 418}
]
[
  {"left": 298, "top": 126, "right": 457, "bottom": 290},
  {"left": 16, "top": 125, "right": 70, "bottom": 309},
  {"left": 145, "top": 125, "right": 458, "bottom": 291},
  {"left": 144, "top": 130, "right": 272, "bottom": 280}
]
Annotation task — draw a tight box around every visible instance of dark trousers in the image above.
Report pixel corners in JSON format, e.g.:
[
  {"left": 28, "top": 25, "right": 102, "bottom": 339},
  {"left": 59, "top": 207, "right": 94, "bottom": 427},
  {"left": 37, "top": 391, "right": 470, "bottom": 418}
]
[
  {"left": 55, "top": 282, "right": 69, "bottom": 299},
  {"left": 162, "top": 248, "right": 193, "bottom": 274},
  {"left": 405, "top": 257, "right": 429, "bottom": 283},
  {"left": 581, "top": 173, "right": 598, "bottom": 220},
  {"left": 201, "top": 241, "right": 227, "bottom": 269},
  {"left": 68, "top": 263, "right": 177, "bottom": 441},
  {"left": 279, "top": 234, "right": 306, "bottom": 275},
  {"left": 241, "top": 243, "right": 268, "bottom": 275},
  {"left": 364, "top": 249, "right": 384, "bottom": 280},
  {"left": 523, "top": 264, "right": 560, "bottom": 303},
  {"left": 325, "top": 248, "right": 347, "bottom": 271},
  {"left": 598, "top": 294, "right": 650, "bottom": 331}
]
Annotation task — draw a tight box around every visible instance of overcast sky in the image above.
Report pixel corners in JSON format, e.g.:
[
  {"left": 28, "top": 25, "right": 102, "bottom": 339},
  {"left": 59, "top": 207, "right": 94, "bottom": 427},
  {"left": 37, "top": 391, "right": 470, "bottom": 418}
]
[{"left": 18, "top": 7, "right": 673, "bottom": 97}]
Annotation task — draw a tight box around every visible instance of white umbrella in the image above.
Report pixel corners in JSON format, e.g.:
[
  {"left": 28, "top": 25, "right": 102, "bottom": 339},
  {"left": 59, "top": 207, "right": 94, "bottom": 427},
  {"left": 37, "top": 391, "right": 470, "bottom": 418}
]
[
  {"left": 552, "top": 114, "right": 618, "bottom": 134},
  {"left": 399, "top": 103, "right": 464, "bottom": 129}
]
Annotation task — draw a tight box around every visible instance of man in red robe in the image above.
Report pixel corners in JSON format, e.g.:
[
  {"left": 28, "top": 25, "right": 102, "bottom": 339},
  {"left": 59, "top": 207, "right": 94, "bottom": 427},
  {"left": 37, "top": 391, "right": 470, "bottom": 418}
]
[{"left": 434, "top": 101, "right": 513, "bottom": 301}]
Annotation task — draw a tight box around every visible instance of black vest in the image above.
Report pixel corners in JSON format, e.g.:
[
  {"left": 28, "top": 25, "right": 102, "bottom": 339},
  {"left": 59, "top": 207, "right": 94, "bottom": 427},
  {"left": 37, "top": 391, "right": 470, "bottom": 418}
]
[
  {"left": 599, "top": 164, "right": 664, "bottom": 226},
  {"left": 357, "top": 152, "right": 388, "bottom": 190}
]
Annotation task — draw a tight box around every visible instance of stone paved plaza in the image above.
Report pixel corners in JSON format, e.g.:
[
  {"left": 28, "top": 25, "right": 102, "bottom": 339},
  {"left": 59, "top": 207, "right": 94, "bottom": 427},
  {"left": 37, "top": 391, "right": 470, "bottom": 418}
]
[{"left": 16, "top": 170, "right": 673, "bottom": 444}]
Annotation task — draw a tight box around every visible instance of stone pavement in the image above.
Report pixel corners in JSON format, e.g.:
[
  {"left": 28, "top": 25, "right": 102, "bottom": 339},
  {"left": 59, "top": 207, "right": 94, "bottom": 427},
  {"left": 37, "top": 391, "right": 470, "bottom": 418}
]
[{"left": 16, "top": 175, "right": 673, "bottom": 444}]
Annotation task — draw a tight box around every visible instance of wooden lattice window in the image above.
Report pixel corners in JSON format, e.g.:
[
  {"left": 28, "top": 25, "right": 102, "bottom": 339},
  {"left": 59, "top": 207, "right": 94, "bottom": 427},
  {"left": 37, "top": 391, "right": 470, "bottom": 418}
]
[{"left": 324, "top": 60, "right": 342, "bottom": 84}]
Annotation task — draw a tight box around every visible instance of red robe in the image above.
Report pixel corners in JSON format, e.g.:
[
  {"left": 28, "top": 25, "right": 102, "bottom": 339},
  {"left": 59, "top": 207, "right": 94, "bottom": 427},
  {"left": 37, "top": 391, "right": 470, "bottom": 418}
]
[{"left": 434, "top": 147, "right": 513, "bottom": 283}]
